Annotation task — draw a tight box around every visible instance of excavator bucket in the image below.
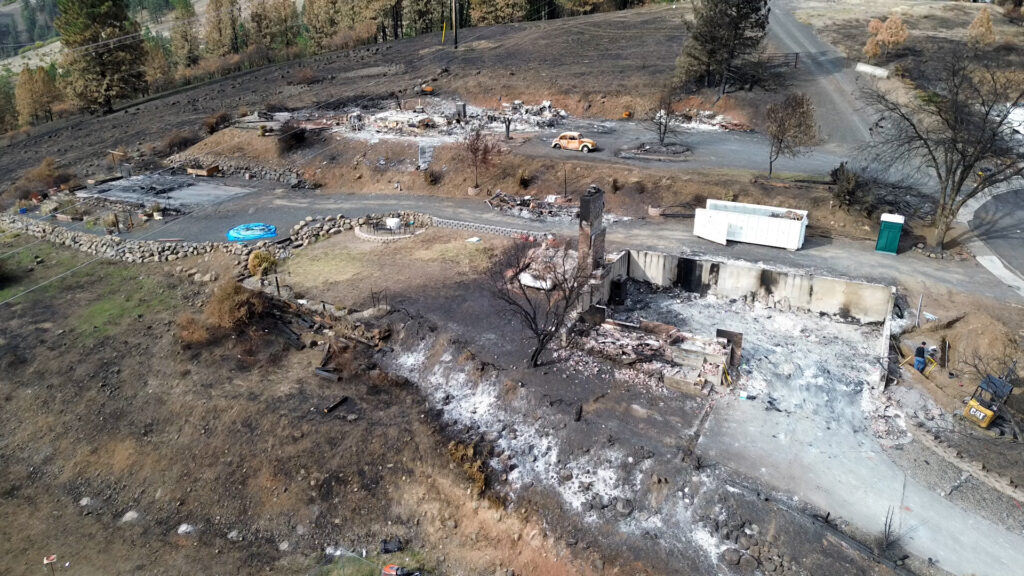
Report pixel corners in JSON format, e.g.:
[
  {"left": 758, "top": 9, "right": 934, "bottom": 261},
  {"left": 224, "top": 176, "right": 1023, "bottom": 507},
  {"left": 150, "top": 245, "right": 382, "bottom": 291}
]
[{"left": 964, "top": 398, "right": 996, "bottom": 428}]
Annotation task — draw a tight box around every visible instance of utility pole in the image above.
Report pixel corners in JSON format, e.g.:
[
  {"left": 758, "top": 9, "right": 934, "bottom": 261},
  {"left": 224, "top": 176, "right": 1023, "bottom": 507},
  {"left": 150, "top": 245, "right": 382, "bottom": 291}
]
[{"left": 452, "top": 0, "right": 458, "bottom": 49}]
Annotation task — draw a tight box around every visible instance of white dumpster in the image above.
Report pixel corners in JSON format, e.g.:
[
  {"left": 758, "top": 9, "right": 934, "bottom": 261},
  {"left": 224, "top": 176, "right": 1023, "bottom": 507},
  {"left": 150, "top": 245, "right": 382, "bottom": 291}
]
[{"left": 693, "top": 200, "right": 808, "bottom": 251}]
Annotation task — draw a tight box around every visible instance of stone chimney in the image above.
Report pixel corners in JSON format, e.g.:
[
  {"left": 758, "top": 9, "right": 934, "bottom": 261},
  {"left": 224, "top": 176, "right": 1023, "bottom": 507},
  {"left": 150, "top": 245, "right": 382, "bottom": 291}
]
[{"left": 579, "top": 185, "right": 606, "bottom": 275}]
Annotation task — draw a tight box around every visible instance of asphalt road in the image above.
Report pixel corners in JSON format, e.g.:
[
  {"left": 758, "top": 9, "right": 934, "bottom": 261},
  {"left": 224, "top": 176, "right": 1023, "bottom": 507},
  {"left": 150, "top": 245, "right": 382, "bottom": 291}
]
[
  {"left": 118, "top": 186, "right": 1022, "bottom": 304},
  {"left": 971, "top": 188, "right": 1024, "bottom": 278},
  {"left": 517, "top": 121, "right": 848, "bottom": 176},
  {"left": 768, "top": 0, "right": 873, "bottom": 149}
]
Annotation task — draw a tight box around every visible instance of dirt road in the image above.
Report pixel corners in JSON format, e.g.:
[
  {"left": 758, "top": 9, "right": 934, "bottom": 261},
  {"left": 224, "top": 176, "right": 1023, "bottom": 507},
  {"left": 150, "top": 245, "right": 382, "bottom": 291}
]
[{"left": 768, "top": 0, "right": 874, "bottom": 149}]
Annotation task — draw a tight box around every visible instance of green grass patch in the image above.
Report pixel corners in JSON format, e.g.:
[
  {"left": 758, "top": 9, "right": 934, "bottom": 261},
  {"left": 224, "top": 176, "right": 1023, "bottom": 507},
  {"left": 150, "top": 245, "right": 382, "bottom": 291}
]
[
  {"left": 70, "top": 265, "right": 175, "bottom": 339},
  {"left": 0, "top": 234, "right": 177, "bottom": 338},
  {"left": 0, "top": 239, "right": 86, "bottom": 303}
]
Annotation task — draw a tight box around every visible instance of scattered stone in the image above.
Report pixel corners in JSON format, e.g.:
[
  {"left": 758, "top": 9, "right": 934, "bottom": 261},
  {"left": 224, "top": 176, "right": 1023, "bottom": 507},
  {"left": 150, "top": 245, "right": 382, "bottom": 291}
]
[
  {"left": 176, "top": 523, "right": 195, "bottom": 535},
  {"left": 120, "top": 510, "right": 139, "bottom": 523},
  {"left": 227, "top": 529, "right": 243, "bottom": 542},
  {"left": 738, "top": 554, "right": 758, "bottom": 571},
  {"left": 722, "top": 548, "right": 742, "bottom": 565}
]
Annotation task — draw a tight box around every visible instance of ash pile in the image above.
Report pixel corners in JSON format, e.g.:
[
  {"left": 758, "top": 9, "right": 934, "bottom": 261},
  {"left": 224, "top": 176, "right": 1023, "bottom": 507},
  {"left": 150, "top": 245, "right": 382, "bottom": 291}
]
[
  {"left": 486, "top": 191, "right": 631, "bottom": 223},
  {"left": 578, "top": 318, "right": 735, "bottom": 395},
  {"left": 487, "top": 191, "right": 579, "bottom": 222},
  {"left": 236, "top": 99, "right": 569, "bottom": 143}
]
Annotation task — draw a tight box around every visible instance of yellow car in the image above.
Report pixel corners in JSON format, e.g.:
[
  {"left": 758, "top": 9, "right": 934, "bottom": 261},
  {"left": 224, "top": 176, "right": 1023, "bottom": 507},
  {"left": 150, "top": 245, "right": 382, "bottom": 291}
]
[{"left": 551, "top": 132, "right": 597, "bottom": 153}]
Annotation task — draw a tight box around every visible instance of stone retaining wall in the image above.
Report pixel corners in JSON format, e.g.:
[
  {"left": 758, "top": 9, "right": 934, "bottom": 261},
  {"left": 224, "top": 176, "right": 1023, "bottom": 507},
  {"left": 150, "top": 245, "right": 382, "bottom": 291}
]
[
  {"left": 169, "top": 154, "right": 315, "bottom": 189},
  {"left": 0, "top": 213, "right": 241, "bottom": 264},
  {"left": 0, "top": 210, "right": 441, "bottom": 266}
]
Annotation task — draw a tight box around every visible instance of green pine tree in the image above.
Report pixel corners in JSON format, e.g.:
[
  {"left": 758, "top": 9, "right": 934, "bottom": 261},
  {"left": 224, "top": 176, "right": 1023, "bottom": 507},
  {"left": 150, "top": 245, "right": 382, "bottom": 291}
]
[{"left": 55, "top": 0, "right": 147, "bottom": 113}]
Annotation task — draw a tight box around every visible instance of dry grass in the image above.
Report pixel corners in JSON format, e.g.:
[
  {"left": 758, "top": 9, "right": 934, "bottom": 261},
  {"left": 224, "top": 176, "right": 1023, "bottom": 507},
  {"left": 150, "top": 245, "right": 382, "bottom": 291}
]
[
  {"left": 1, "top": 157, "right": 78, "bottom": 208},
  {"left": 204, "top": 282, "right": 267, "bottom": 330},
  {"left": 247, "top": 250, "right": 277, "bottom": 277},
  {"left": 202, "top": 111, "right": 232, "bottom": 135},
  {"left": 176, "top": 313, "right": 211, "bottom": 345},
  {"left": 184, "top": 127, "right": 287, "bottom": 166},
  {"left": 165, "top": 130, "right": 201, "bottom": 154},
  {"left": 280, "top": 229, "right": 509, "bottom": 310}
]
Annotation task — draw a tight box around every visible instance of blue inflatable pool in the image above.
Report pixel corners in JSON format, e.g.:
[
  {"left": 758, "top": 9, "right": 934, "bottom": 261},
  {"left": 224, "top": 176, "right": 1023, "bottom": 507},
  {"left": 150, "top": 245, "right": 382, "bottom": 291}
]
[{"left": 226, "top": 223, "right": 277, "bottom": 242}]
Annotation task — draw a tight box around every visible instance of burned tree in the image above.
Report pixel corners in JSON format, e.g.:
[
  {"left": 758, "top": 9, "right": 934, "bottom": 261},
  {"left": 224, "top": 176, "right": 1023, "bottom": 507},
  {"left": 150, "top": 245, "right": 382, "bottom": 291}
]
[
  {"left": 463, "top": 127, "right": 495, "bottom": 189},
  {"left": 863, "top": 52, "right": 1024, "bottom": 249},
  {"left": 492, "top": 239, "right": 589, "bottom": 367},
  {"left": 646, "top": 109, "right": 675, "bottom": 146},
  {"left": 763, "top": 92, "right": 818, "bottom": 177}
]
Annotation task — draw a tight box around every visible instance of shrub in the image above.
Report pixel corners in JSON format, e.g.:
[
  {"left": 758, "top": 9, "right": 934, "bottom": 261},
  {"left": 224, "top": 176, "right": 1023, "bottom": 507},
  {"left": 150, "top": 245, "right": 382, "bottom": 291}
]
[
  {"left": 422, "top": 167, "right": 442, "bottom": 186},
  {"left": 247, "top": 250, "right": 277, "bottom": 277},
  {"left": 264, "top": 100, "right": 289, "bottom": 113},
  {"left": 517, "top": 169, "right": 532, "bottom": 189},
  {"left": 204, "top": 282, "right": 267, "bottom": 330},
  {"left": 165, "top": 130, "right": 200, "bottom": 154},
  {"left": 830, "top": 162, "right": 861, "bottom": 209},
  {"left": 325, "top": 21, "right": 377, "bottom": 52},
  {"left": 1, "top": 157, "right": 78, "bottom": 208},
  {"left": 291, "top": 67, "right": 318, "bottom": 85},
  {"left": 177, "top": 313, "right": 211, "bottom": 345},
  {"left": 202, "top": 111, "right": 232, "bottom": 135},
  {"left": 276, "top": 120, "right": 307, "bottom": 155}
]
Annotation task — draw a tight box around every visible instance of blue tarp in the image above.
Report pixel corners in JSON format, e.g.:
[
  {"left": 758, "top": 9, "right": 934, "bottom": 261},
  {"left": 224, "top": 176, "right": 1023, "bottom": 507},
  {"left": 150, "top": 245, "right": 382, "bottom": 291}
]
[{"left": 226, "top": 223, "right": 277, "bottom": 242}]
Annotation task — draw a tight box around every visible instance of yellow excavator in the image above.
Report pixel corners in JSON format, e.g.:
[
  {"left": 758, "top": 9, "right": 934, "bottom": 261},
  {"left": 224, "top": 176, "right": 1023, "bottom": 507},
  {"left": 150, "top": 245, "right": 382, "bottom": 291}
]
[{"left": 963, "top": 363, "right": 1016, "bottom": 429}]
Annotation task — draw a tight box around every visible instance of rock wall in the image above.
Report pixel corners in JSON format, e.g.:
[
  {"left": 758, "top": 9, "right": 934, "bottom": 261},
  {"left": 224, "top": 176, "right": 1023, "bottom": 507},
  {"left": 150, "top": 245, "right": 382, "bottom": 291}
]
[
  {"left": 169, "top": 155, "right": 314, "bottom": 189},
  {"left": 0, "top": 213, "right": 234, "bottom": 264},
  {"left": 0, "top": 210, "right": 436, "bottom": 267}
]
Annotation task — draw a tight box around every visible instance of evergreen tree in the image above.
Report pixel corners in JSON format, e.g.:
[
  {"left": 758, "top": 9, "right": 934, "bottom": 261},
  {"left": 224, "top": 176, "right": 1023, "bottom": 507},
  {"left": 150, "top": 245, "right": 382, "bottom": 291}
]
[
  {"left": 250, "top": 0, "right": 301, "bottom": 50},
  {"left": 675, "top": 0, "right": 770, "bottom": 95},
  {"left": 15, "top": 66, "right": 58, "bottom": 124},
  {"left": 470, "top": 0, "right": 528, "bottom": 25},
  {"left": 0, "top": 73, "right": 17, "bottom": 133},
  {"left": 55, "top": 0, "right": 146, "bottom": 113},
  {"left": 556, "top": 0, "right": 601, "bottom": 16},
  {"left": 171, "top": 0, "right": 200, "bottom": 68},
  {"left": 143, "top": 29, "right": 174, "bottom": 92},
  {"left": 204, "top": 0, "right": 241, "bottom": 56},
  {"left": 21, "top": 0, "right": 38, "bottom": 42},
  {"left": 404, "top": 0, "right": 442, "bottom": 35},
  {"left": 304, "top": 0, "right": 340, "bottom": 51}
]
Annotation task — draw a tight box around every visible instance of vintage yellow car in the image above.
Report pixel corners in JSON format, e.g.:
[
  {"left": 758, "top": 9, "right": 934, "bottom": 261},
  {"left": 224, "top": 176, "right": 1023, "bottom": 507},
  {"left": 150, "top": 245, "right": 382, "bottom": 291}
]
[{"left": 551, "top": 131, "right": 597, "bottom": 153}]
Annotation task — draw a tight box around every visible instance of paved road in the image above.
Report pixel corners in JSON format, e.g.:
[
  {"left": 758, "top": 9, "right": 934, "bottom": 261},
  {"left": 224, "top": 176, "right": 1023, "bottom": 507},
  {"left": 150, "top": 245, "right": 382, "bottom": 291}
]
[
  {"left": 517, "top": 121, "right": 848, "bottom": 176},
  {"left": 769, "top": 0, "right": 873, "bottom": 150},
  {"left": 121, "top": 186, "right": 1023, "bottom": 304},
  {"left": 971, "top": 188, "right": 1024, "bottom": 279}
]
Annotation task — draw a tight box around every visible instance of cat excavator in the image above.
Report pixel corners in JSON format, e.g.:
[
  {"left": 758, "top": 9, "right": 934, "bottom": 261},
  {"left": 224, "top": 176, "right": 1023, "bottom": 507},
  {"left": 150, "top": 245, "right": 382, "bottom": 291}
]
[{"left": 963, "top": 362, "right": 1016, "bottom": 430}]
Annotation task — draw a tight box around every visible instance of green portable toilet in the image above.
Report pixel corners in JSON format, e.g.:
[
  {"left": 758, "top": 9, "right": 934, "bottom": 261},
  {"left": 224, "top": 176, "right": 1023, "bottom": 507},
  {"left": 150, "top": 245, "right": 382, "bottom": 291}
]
[{"left": 875, "top": 213, "right": 904, "bottom": 254}]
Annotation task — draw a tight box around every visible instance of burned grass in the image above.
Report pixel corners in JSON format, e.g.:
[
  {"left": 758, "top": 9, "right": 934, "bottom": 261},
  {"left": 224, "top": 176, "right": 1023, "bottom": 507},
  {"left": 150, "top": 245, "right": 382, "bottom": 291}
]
[{"left": 0, "top": 241, "right": 585, "bottom": 576}]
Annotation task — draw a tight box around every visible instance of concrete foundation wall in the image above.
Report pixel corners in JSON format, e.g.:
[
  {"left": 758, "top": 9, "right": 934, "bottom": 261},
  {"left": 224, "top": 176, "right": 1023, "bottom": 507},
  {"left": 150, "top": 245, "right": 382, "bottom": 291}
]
[
  {"left": 628, "top": 250, "right": 678, "bottom": 287},
  {"left": 626, "top": 250, "right": 894, "bottom": 324}
]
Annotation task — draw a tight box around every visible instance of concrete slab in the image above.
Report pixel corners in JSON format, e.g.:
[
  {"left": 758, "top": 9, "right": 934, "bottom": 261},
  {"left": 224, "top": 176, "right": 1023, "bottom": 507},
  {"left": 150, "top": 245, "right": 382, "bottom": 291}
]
[{"left": 80, "top": 174, "right": 254, "bottom": 211}]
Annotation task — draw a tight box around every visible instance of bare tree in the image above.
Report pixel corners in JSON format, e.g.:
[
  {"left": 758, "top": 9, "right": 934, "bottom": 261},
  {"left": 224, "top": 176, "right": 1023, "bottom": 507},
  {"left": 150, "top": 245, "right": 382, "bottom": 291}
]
[
  {"left": 763, "top": 92, "right": 818, "bottom": 177},
  {"left": 463, "top": 128, "right": 495, "bottom": 189},
  {"left": 646, "top": 109, "right": 675, "bottom": 146},
  {"left": 863, "top": 52, "right": 1024, "bottom": 249},
  {"left": 492, "top": 240, "right": 589, "bottom": 367}
]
